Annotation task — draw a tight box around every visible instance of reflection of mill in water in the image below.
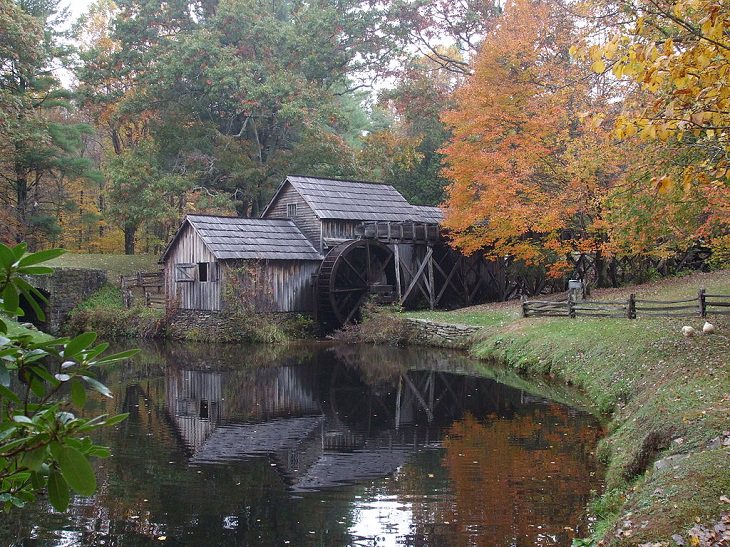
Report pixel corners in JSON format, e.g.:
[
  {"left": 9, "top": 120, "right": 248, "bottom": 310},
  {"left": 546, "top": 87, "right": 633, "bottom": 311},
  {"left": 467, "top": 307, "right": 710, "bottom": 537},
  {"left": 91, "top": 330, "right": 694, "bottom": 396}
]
[{"left": 165, "top": 360, "right": 522, "bottom": 492}]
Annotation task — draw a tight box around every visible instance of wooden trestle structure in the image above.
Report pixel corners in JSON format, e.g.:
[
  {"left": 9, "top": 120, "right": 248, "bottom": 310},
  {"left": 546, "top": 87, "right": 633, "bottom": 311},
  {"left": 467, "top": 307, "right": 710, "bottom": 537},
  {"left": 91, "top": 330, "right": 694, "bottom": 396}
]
[{"left": 316, "top": 220, "right": 502, "bottom": 329}]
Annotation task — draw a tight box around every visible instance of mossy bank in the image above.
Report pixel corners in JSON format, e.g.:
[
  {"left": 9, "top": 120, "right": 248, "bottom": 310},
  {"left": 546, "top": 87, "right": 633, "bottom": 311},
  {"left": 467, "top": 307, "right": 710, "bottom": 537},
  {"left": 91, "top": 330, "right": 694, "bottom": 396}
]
[
  {"left": 65, "top": 284, "right": 315, "bottom": 343},
  {"left": 348, "top": 270, "right": 730, "bottom": 545}
]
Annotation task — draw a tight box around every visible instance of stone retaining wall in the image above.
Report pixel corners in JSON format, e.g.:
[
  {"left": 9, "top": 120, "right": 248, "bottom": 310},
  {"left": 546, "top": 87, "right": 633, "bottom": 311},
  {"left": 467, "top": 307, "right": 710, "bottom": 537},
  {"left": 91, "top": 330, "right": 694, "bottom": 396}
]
[
  {"left": 404, "top": 318, "right": 482, "bottom": 349},
  {"left": 165, "top": 309, "right": 239, "bottom": 341},
  {"left": 25, "top": 269, "right": 108, "bottom": 334},
  {"left": 165, "top": 309, "right": 313, "bottom": 341}
]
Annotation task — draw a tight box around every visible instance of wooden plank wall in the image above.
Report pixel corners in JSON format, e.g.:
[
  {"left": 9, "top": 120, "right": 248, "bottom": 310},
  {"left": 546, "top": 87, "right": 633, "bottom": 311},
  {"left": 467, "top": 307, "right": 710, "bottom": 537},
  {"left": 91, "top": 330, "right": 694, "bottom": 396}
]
[
  {"left": 323, "top": 220, "right": 359, "bottom": 244},
  {"left": 223, "top": 260, "right": 319, "bottom": 312},
  {"left": 263, "top": 182, "right": 323, "bottom": 251},
  {"left": 164, "top": 223, "right": 222, "bottom": 311}
]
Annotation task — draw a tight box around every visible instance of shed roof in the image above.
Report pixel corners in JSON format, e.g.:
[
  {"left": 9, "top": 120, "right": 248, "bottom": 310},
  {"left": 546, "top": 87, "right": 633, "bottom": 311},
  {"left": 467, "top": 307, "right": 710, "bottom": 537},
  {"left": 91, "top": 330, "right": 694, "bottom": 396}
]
[
  {"left": 161, "top": 215, "right": 322, "bottom": 262},
  {"left": 265, "top": 176, "right": 442, "bottom": 223}
]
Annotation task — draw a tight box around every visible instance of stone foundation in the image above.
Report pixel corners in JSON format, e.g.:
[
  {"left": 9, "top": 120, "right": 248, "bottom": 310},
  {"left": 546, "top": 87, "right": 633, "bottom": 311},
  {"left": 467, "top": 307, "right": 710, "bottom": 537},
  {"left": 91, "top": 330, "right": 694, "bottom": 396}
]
[
  {"left": 404, "top": 318, "right": 482, "bottom": 349},
  {"left": 24, "top": 268, "right": 108, "bottom": 334},
  {"left": 166, "top": 309, "right": 314, "bottom": 341},
  {"left": 166, "top": 309, "right": 239, "bottom": 341}
]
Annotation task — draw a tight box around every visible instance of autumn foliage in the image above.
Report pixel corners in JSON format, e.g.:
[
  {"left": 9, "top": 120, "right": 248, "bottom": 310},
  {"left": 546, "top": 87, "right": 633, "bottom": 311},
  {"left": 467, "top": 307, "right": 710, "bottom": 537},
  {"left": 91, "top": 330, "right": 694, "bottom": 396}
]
[
  {"left": 441, "top": 0, "right": 605, "bottom": 276},
  {"left": 441, "top": 0, "right": 729, "bottom": 277}
]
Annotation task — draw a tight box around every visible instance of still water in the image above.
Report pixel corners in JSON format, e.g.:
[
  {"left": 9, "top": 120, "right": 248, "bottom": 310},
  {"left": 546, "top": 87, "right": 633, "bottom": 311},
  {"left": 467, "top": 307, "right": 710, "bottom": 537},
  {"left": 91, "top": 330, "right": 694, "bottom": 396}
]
[{"left": 1, "top": 342, "right": 603, "bottom": 546}]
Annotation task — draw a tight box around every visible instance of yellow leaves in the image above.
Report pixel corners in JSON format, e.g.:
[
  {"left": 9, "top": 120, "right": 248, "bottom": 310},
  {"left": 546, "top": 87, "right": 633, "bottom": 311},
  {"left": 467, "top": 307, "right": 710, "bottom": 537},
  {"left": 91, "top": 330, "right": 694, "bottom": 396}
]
[
  {"left": 696, "top": 53, "right": 712, "bottom": 69},
  {"left": 653, "top": 175, "right": 673, "bottom": 195},
  {"left": 604, "top": 40, "right": 618, "bottom": 60},
  {"left": 683, "top": 169, "right": 695, "bottom": 193},
  {"left": 690, "top": 111, "right": 706, "bottom": 126},
  {"left": 635, "top": 16, "right": 645, "bottom": 33},
  {"left": 656, "top": 124, "right": 671, "bottom": 141},
  {"left": 700, "top": 15, "right": 725, "bottom": 40},
  {"left": 639, "top": 123, "right": 657, "bottom": 140},
  {"left": 589, "top": 46, "right": 602, "bottom": 62},
  {"left": 591, "top": 59, "right": 606, "bottom": 73}
]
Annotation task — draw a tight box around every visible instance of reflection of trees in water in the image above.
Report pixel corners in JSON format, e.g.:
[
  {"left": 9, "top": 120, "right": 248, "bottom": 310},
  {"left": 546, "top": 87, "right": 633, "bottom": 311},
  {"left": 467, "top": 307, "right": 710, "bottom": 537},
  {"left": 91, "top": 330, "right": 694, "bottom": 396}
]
[
  {"left": 2, "top": 341, "right": 604, "bottom": 546},
  {"left": 414, "top": 407, "right": 603, "bottom": 546}
]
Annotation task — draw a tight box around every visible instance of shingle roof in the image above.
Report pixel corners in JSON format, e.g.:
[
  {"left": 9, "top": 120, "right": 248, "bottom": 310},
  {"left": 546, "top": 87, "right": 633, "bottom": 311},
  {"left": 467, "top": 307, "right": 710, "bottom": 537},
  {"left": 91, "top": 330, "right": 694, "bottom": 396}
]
[
  {"left": 162, "top": 215, "right": 322, "bottom": 262},
  {"left": 410, "top": 205, "right": 444, "bottom": 224},
  {"left": 274, "top": 176, "right": 438, "bottom": 222}
]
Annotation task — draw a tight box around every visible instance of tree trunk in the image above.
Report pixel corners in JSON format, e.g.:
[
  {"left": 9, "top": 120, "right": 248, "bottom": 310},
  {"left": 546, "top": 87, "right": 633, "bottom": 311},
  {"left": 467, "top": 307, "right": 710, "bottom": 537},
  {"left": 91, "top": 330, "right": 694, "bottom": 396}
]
[
  {"left": 124, "top": 226, "right": 136, "bottom": 255},
  {"left": 594, "top": 250, "right": 611, "bottom": 288},
  {"left": 14, "top": 150, "right": 28, "bottom": 243}
]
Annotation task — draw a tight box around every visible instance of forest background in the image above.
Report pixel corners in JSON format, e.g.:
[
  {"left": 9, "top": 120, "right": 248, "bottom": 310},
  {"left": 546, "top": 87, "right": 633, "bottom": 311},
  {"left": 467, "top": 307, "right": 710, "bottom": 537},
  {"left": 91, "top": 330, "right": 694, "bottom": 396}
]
[{"left": 1, "top": 0, "right": 728, "bottom": 283}]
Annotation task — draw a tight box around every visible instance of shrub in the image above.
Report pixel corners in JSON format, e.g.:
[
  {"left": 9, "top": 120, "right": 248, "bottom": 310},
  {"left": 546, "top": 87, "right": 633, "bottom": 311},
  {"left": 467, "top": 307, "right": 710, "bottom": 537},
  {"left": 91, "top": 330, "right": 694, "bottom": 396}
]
[{"left": 67, "top": 286, "right": 164, "bottom": 339}]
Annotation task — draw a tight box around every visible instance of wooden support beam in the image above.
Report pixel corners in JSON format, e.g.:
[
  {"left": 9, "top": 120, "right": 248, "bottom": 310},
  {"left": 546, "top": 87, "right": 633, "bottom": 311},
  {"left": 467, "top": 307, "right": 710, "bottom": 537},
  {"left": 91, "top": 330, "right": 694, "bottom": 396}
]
[
  {"left": 394, "top": 244, "right": 402, "bottom": 302},
  {"left": 427, "top": 246, "right": 435, "bottom": 310},
  {"left": 399, "top": 248, "right": 432, "bottom": 303},
  {"left": 433, "top": 252, "right": 462, "bottom": 306},
  {"left": 400, "top": 247, "right": 433, "bottom": 305}
]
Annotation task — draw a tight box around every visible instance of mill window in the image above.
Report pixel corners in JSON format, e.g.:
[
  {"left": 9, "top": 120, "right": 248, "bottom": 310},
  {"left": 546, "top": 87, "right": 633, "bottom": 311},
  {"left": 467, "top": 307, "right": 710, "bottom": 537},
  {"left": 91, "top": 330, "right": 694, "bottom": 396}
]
[
  {"left": 198, "top": 262, "right": 208, "bottom": 282},
  {"left": 287, "top": 203, "right": 297, "bottom": 217}
]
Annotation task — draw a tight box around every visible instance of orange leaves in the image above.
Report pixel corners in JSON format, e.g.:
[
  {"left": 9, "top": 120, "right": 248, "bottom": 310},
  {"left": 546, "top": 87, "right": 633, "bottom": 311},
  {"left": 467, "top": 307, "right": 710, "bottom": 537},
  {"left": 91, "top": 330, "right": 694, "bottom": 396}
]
[{"left": 441, "top": 0, "right": 610, "bottom": 270}]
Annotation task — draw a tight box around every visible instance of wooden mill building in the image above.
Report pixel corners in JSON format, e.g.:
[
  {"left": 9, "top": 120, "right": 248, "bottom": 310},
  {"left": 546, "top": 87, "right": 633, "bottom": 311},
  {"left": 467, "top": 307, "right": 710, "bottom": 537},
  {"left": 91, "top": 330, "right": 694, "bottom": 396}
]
[{"left": 161, "top": 175, "right": 498, "bottom": 327}]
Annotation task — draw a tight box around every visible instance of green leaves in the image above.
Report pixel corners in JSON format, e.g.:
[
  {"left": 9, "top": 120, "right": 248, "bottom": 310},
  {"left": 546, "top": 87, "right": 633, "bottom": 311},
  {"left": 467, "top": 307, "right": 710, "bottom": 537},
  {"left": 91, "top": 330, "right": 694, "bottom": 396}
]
[
  {"left": 47, "top": 470, "right": 69, "bottom": 512},
  {"left": 0, "top": 240, "right": 136, "bottom": 514},
  {"left": 63, "top": 333, "right": 97, "bottom": 360},
  {"left": 70, "top": 379, "right": 86, "bottom": 408},
  {"left": 52, "top": 445, "right": 96, "bottom": 497},
  {"left": 0, "top": 243, "right": 64, "bottom": 321}
]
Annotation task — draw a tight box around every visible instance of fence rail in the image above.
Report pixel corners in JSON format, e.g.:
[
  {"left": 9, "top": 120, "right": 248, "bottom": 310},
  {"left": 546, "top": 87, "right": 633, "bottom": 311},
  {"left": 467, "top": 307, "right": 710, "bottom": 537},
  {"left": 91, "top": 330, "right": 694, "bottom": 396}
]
[
  {"left": 522, "top": 288, "right": 729, "bottom": 319},
  {"left": 119, "top": 270, "right": 164, "bottom": 308}
]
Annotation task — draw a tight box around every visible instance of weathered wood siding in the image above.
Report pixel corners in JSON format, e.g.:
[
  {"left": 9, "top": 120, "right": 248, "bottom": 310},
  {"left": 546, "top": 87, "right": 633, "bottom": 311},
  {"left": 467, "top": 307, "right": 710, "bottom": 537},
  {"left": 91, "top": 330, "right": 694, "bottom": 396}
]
[
  {"left": 223, "top": 259, "right": 319, "bottom": 312},
  {"left": 164, "top": 223, "right": 222, "bottom": 311},
  {"left": 322, "top": 220, "right": 359, "bottom": 248},
  {"left": 263, "top": 182, "right": 323, "bottom": 251}
]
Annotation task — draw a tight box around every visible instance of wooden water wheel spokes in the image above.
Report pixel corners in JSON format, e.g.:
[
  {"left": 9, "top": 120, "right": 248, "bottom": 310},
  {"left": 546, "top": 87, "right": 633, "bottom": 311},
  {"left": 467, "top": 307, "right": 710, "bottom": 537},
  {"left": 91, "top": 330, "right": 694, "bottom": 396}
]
[{"left": 318, "top": 239, "right": 395, "bottom": 328}]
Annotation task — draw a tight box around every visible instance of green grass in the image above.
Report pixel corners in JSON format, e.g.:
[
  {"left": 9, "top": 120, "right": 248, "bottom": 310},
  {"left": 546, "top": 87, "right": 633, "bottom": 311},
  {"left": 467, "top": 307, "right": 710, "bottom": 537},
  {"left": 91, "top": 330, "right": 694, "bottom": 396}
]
[
  {"left": 406, "top": 307, "right": 517, "bottom": 327},
  {"left": 45, "top": 253, "right": 160, "bottom": 278},
  {"left": 72, "top": 284, "right": 125, "bottom": 310},
  {"left": 398, "top": 269, "right": 730, "bottom": 545}
]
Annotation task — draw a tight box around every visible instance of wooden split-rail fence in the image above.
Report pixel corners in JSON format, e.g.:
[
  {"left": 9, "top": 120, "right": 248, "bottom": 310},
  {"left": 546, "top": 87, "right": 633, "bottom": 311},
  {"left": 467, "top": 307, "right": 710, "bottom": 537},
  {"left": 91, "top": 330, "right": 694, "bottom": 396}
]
[
  {"left": 522, "top": 288, "right": 729, "bottom": 319},
  {"left": 120, "top": 271, "right": 165, "bottom": 308}
]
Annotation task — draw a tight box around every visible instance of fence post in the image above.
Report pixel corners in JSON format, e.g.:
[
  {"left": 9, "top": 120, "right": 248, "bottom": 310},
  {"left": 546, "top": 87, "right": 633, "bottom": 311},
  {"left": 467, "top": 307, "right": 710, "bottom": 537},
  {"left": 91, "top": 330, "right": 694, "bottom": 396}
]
[
  {"left": 521, "top": 296, "right": 528, "bottom": 317},
  {"left": 569, "top": 299, "right": 576, "bottom": 318},
  {"left": 627, "top": 293, "right": 636, "bottom": 319},
  {"left": 699, "top": 288, "right": 706, "bottom": 317}
]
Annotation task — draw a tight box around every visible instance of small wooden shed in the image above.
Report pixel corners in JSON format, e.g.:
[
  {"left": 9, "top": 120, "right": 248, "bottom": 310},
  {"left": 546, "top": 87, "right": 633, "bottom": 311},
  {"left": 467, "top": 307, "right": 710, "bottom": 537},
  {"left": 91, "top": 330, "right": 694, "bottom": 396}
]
[{"left": 160, "top": 215, "right": 322, "bottom": 312}]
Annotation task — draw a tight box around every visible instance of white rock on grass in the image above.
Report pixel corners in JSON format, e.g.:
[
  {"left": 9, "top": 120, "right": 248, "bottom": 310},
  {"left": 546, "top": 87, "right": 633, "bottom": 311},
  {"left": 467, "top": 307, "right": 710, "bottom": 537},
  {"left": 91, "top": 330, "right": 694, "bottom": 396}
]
[
  {"left": 681, "top": 326, "right": 696, "bottom": 337},
  {"left": 702, "top": 321, "right": 715, "bottom": 334}
]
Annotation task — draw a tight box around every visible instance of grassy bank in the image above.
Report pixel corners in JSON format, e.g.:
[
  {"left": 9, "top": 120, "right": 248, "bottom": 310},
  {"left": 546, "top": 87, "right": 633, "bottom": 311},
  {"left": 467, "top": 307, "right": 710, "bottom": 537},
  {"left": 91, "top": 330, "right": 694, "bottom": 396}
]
[
  {"left": 388, "top": 271, "right": 729, "bottom": 545},
  {"left": 45, "top": 253, "right": 159, "bottom": 278},
  {"left": 65, "top": 284, "right": 166, "bottom": 339},
  {"left": 65, "top": 285, "right": 314, "bottom": 343}
]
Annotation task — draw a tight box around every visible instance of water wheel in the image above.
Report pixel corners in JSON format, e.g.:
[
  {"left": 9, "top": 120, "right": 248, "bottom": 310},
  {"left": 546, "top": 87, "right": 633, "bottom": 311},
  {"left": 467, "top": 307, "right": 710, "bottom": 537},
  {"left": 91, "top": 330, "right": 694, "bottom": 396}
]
[{"left": 317, "top": 239, "right": 396, "bottom": 329}]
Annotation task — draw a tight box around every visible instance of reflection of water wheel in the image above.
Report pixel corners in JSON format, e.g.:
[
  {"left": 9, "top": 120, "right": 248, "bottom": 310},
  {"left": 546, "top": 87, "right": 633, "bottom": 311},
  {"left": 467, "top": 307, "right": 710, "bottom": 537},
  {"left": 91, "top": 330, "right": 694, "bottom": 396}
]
[{"left": 317, "top": 239, "right": 395, "bottom": 329}]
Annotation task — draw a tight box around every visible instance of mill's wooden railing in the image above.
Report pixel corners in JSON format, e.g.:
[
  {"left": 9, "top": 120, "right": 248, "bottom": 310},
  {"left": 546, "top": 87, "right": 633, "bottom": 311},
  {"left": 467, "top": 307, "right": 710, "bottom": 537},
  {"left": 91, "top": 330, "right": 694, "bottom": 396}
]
[
  {"left": 119, "top": 271, "right": 164, "bottom": 308},
  {"left": 522, "top": 288, "right": 729, "bottom": 319}
]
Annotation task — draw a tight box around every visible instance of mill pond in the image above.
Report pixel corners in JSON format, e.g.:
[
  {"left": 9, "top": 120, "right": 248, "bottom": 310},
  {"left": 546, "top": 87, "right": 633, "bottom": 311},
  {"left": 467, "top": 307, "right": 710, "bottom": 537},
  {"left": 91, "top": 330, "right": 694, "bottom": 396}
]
[{"left": 1, "top": 342, "right": 603, "bottom": 546}]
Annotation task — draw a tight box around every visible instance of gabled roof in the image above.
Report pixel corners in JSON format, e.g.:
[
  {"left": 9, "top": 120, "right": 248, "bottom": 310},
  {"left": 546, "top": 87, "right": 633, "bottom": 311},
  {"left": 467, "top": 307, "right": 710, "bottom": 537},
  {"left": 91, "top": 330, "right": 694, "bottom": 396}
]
[
  {"left": 161, "top": 215, "right": 322, "bottom": 262},
  {"left": 263, "top": 175, "right": 441, "bottom": 223}
]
